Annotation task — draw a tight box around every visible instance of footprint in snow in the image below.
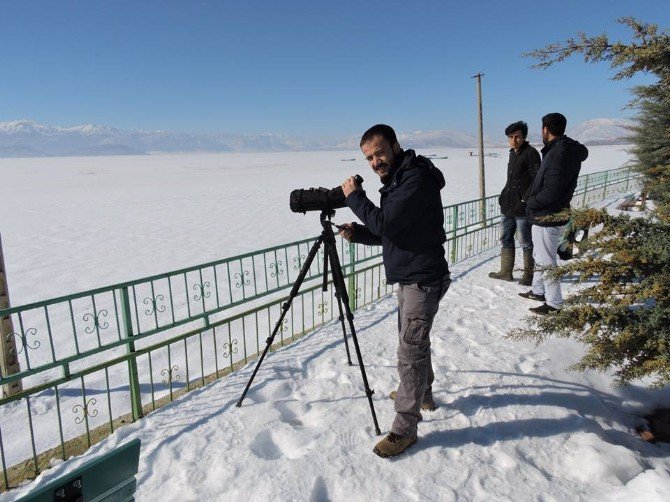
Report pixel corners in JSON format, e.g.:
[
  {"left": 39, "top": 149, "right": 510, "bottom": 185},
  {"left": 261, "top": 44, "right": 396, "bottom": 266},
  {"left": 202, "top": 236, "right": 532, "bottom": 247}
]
[
  {"left": 516, "top": 356, "right": 540, "bottom": 374},
  {"left": 249, "top": 426, "right": 315, "bottom": 460}
]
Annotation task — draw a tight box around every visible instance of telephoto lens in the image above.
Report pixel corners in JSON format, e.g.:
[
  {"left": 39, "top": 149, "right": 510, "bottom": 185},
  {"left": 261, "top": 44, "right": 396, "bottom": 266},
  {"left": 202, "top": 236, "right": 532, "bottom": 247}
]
[{"left": 289, "top": 175, "right": 363, "bottom": 213}]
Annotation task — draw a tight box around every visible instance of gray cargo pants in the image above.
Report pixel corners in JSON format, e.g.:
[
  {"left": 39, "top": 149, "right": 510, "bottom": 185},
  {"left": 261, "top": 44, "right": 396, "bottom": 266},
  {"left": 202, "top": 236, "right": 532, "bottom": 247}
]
[{"left": 391, "top": 272, "right": 451, "bottom": 438}]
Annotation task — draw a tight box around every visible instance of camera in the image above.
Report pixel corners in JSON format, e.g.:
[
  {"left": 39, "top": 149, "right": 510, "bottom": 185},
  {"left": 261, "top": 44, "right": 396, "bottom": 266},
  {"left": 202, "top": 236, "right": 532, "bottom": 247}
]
[{"left": 289, "top": 175, "right": 363, "bottom": 213}]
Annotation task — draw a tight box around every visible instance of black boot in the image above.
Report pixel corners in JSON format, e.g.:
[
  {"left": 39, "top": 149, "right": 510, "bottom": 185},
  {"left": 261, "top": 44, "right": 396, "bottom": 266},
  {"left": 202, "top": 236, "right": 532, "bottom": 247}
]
[
  {"left": 488, "top": 248, "right": 515, "bottom": 281},
  {"left": 518, "top": 249, "right": 534, "bottom": 286}
]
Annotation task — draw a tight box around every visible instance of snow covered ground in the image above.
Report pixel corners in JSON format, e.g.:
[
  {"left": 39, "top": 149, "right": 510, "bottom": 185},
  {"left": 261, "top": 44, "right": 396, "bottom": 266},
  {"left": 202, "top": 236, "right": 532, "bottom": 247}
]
[
  {"left": 4, "top": 237, "right": 669, "bottom": 501},
  {"left": 4, "top": 145, "right": 669, "bottom": 501}
]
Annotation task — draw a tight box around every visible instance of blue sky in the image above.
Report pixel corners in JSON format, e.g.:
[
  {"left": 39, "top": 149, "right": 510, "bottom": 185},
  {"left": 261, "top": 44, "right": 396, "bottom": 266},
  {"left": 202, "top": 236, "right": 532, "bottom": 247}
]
[{"left": 1, "top": 0, "right": 668, "bottom": 138}]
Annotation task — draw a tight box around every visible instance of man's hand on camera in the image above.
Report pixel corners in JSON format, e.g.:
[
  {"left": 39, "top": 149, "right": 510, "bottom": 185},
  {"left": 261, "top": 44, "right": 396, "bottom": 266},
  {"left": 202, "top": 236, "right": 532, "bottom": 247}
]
[
  {"left": 341, "top": 176, "right": 360, "bottom": 198},
  {"left": 338, "top": 223, "right": 355, "bottom": 242}
]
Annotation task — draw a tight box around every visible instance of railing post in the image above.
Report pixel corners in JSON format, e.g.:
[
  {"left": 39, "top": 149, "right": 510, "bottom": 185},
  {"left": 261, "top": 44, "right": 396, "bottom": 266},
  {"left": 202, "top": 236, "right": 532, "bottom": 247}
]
[
  {"left": 581, "top": 174, "right": 589, "bottom": 207},
  {"left": 450, "top": 206, "right": 458, "bottom": 264},
  {"left": 120, "top": 287, "right": 143, "bottom": 420},
  {"left": 602, "top": 171, "right": 609, "bottom": 200},
  {"left": 347, "top": 242, "right": 357, "bottom": 311},
  {"left": 0, "top": 234, "right": 22, "bottom": 398},
  {"left": 480, "top": 197, "right": 486, "bottom": 229}
]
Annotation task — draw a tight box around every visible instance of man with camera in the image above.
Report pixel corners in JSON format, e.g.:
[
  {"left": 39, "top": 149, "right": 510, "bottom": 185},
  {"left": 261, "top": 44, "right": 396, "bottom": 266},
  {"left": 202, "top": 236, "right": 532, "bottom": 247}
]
[{"left": 340, "top": 124, "right": 451, "bottom": 458}]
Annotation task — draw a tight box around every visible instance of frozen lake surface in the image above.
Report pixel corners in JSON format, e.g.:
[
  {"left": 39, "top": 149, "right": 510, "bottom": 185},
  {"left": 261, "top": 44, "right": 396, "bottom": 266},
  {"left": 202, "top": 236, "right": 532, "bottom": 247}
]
[{"left": 2, "top": 145, "right": 633, "bottom": 304}]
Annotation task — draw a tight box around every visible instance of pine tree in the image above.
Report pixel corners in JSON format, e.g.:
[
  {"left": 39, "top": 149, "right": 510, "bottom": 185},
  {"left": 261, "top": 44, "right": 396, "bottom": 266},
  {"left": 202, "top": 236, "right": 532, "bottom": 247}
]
[
  {"left": 628, "top": 88, "right": 670, "bottom": 221},
  {"left": 507, "top": 18, "right": 670, "bottom": 387}
]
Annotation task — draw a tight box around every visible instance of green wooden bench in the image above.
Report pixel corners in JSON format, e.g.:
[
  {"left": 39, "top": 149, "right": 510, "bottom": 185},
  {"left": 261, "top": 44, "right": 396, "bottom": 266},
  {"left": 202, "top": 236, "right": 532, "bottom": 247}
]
[{"left": 17, "top": 438, "right": 141, "bottom": 502}]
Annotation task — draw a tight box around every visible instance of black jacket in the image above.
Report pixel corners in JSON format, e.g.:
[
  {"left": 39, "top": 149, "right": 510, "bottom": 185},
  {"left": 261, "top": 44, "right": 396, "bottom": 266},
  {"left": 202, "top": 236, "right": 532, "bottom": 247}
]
[
  {"left": 345, "top": 149, "right": 449, "bottom": 285},
  {"left": 499, "top": 141, "right": 541, "bottom": 217},
  {"left": 526, "top": 136, "right": 589, "bottom": 226}
]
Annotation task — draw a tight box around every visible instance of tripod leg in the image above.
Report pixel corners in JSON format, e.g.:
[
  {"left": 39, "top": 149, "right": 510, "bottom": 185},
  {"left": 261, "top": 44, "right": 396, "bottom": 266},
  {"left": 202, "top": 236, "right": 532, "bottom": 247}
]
[
  {"left": 324, "top": 237, "right": 382, "bottom": 436},
  {"left": 236, "top": 235, "right": 323, "bottom": 407},
  {"left": 334, "top": 290, "right": 353, "bottom": 365}
]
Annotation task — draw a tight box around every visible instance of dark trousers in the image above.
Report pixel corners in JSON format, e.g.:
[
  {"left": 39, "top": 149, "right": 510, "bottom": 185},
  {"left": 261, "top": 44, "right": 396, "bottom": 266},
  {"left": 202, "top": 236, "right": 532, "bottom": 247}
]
[{"left": 500, "top": 214, "right": 533, "bottom": 251}]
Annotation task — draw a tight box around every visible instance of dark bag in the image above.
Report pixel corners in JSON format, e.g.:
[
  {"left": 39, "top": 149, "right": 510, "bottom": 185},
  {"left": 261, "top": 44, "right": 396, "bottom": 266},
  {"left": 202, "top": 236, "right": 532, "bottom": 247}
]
[{"left": 557, "top": 219, "right": 589, "bottom": 260}]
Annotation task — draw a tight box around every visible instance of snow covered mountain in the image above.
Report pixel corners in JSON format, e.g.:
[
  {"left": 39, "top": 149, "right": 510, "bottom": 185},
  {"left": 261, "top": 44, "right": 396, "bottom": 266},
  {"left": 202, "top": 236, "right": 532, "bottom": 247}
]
[
  {"left": 0, "top": 120, "right": 337, "bottom": 156},
  {"left": 333, "top": 129, "right": 477, "bottom": 150},
  {"left": 570, "top": 118, "right": 633, "bottom": 145},
  {"left": 0, "top": 118, "right": 633, "bottom": 158}
]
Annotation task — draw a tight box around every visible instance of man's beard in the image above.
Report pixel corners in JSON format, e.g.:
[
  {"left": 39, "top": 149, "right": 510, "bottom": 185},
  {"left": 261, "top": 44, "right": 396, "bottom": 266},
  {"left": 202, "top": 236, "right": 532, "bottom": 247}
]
[
  {"left": 380, "top": 167, "right": 400, "bottom": 185},
  {"left": 379, "top": 169, "right": 393, "bottom": 184},
  {"left": 378, "top": 158, "right": 399, "bottom": 185}
]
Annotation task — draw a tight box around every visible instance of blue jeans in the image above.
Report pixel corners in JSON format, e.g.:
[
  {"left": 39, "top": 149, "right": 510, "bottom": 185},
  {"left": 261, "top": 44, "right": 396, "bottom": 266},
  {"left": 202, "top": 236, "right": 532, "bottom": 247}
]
[{"left": 500, "top": 215, "right": 532, "bottom": 251}]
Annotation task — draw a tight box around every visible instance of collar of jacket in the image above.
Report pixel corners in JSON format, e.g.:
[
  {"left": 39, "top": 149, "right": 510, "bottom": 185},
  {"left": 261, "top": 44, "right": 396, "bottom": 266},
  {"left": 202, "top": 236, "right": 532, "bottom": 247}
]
[
  {"left": 541, "top": 135, "right": 564, "bottom": 155},
  {"left": 379, "top": 149, "right": 445, "bottom": 194},
  {"left": 509, "top": 141, "right": 530, "bottom": 155}
]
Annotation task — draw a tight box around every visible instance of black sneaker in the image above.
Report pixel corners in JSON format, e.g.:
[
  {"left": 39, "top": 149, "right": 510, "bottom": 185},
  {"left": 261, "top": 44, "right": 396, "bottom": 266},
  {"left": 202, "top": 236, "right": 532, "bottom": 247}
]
[
  {"left": 519, "top": 290, "right": 546, "bottom": 302},
  {"left": 529, "top": 303, "right": 559, "bottom": 315}
]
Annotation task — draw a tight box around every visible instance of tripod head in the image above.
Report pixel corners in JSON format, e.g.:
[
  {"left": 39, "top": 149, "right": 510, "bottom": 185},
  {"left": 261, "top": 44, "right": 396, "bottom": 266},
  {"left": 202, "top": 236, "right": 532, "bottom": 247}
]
[{"left": 319, "top": 210, "right": 350, "bottom": 235}]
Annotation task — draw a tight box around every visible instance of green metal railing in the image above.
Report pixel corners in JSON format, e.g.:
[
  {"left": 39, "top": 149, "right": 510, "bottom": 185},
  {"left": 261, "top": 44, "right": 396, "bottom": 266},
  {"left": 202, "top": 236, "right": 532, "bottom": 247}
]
[{"left": 0, "top": 166, "right": 641, "bottom": 491}]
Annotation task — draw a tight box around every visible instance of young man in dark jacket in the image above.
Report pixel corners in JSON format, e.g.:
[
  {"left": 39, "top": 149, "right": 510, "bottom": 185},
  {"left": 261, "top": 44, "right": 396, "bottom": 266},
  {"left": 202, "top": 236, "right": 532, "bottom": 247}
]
[
  {"left": 489, "top": 121, "right": 540, "bottom": 285},
  {"left": 520, "top": 113, "right": 589, "bottom": 315},
  {"left": 339, "top": 124, "right": 451, "bottom": 458}
]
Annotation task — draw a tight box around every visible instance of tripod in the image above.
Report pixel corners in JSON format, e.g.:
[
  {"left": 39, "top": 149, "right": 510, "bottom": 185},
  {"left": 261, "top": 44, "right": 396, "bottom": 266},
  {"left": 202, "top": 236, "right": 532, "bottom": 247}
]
[{"left": 236, "top": 210, "right": 381, "bottom": 436}]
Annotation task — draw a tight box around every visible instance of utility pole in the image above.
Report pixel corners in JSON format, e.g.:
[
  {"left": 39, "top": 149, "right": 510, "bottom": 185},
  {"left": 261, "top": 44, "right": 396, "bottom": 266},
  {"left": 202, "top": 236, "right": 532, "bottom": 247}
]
[
  {"left": 0, "top": 234, "right": 22, "bottom": 397},
  {"left": 472, "top": 72, "right": 486, "bottom": 224}
]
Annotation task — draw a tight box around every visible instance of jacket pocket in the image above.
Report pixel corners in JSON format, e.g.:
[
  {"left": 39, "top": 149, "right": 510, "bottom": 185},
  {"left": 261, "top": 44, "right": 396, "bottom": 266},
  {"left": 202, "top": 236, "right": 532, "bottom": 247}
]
[
  {"left": 512, "top": 190, "right": 526, "bottom": 215},
  {"left": 499, "top": 187, "right": 509, "bottom": 209}
]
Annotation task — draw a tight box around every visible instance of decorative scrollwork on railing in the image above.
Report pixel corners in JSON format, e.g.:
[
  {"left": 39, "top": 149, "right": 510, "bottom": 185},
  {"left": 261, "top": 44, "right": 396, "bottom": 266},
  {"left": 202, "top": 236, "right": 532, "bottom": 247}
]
[
  {"left": 279, "top": 319, "right": 289, "bottom": 333},
  {"left": 466, "top": 243, "right": 473, "bottom": 257},
  {"left": 161, "top": 365, "right": 180, "bottom": 385},
  {"left": 73, "top": 398, "right": 98, "bottom": 424},
  {"left": 353, "top": 287, "right": 361, "bottom": 300},
  {"left": 222, "top": 340, "right": 238, "bottom": 358},
  {"left": 270, "top": 261, "right": 284, "bottom": 278},
  {"left": 143, "top": 294, "right": 166, "bottom": 316},
  {"left": 7, "top": 328, "right": 41, "bottom": 355},
  {"left": 193, "top": 281, "right": 211, "bottom": 301},
  {"left": 293, "top": 254, "right": 306, "bottom": 271},
  {"left": 83, "top": 310, "right": 109, "bottom": 334},
  {"left": 234, "top": 270, "right": 251, "bottom": 288},
  {"left": 56, "top": 479, "right": 82, "bottom": 499},
  {"left": 317, "top": 303, "right": 328, "bottom": 316}
]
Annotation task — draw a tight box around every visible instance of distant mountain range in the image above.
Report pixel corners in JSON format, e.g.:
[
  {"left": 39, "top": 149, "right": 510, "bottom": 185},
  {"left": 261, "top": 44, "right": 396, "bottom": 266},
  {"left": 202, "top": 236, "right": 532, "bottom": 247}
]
[
  {"left": 0, "top": 118, "right": 634, "bottom": 158},
  {"left": 569, "top": 118, "right": 633, "bottom": 145}
]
